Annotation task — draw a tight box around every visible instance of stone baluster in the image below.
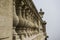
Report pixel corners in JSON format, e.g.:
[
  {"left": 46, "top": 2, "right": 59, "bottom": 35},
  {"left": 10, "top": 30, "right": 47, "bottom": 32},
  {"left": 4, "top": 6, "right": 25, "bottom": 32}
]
[
  {"left": 13, "top": 0, "right": 19, "bottom": 27},
  {"left": 16, "top": 6, "right": 22, "bottom": 18},
  {"left": 13, "top": 0, "right": 20, "bottom": 40},
  {"left": 38, "top": 20, "right": 40, "bottom": 33},
  {"left": 27, "top": 9, "right": 30, "bottom": 20},
  {"left": 23, "top": 9, "right": 25, "bottom": 19}
]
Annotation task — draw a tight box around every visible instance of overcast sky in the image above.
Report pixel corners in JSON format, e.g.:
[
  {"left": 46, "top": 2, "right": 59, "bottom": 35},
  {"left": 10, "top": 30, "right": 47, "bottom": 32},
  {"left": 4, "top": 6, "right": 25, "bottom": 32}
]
[{"left": 33, "top": 0, "right": 60, "bottom": 40}]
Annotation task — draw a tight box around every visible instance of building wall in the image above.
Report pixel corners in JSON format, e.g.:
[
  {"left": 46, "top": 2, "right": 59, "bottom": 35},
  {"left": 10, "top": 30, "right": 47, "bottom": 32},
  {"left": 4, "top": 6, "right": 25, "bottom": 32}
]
[{"left": 0, "top": 0, "right": 13, "bottom": 40}]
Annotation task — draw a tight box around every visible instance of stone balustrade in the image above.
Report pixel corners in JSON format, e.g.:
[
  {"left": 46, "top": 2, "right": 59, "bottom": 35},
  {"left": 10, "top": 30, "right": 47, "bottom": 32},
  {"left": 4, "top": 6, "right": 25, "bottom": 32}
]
[
  {"left": 13, "top": 0, "right": 47, "bottom": 40},
  {"left": 0, "top": 0, "right": 47, "bottom": 40}
]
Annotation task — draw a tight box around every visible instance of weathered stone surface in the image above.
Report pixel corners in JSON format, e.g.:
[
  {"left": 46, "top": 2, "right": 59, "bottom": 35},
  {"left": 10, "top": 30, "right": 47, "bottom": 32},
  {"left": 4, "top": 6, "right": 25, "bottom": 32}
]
[
  {"left": 0, "top": 0, "right": 47, "bottom": 40},
  {"left": 0, "top": 0, "right": 13, "bottom": 40}
]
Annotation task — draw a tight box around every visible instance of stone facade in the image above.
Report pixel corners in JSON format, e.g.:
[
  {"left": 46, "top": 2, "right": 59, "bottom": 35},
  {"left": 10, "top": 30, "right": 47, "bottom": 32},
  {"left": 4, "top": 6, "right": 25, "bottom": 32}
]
[
  {"left": 0, "top": 0, "right": 47, "bottom": 40},
  {"left": 0, "top": 0, "right": 13, "bottom": 40}
]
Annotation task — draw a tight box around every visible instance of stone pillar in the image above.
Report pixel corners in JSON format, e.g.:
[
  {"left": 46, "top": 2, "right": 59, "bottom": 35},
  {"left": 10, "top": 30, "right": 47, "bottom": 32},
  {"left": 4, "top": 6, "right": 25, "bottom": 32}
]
[{"left": 0, "top": 0, "right": 13, "bottom": 40}]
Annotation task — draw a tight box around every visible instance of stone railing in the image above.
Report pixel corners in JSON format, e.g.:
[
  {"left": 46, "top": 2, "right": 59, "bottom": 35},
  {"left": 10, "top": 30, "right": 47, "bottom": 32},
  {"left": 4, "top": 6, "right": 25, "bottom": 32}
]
[{"left": 13, "top": 0, "right": 47, "bottom": 40}]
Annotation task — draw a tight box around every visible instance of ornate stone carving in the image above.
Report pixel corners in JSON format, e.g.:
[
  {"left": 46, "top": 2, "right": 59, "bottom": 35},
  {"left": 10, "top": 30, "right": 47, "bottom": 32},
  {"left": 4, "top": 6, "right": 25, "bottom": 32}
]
[{"left": 13, "top": 0, "right": 47, "bottom": 40}]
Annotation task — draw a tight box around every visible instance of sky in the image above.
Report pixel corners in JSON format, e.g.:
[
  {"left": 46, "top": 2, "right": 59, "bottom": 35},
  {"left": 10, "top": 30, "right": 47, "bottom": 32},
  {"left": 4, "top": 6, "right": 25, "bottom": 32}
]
[{"left": 33, "top": 0, "right": 60, "bottom": 40}]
